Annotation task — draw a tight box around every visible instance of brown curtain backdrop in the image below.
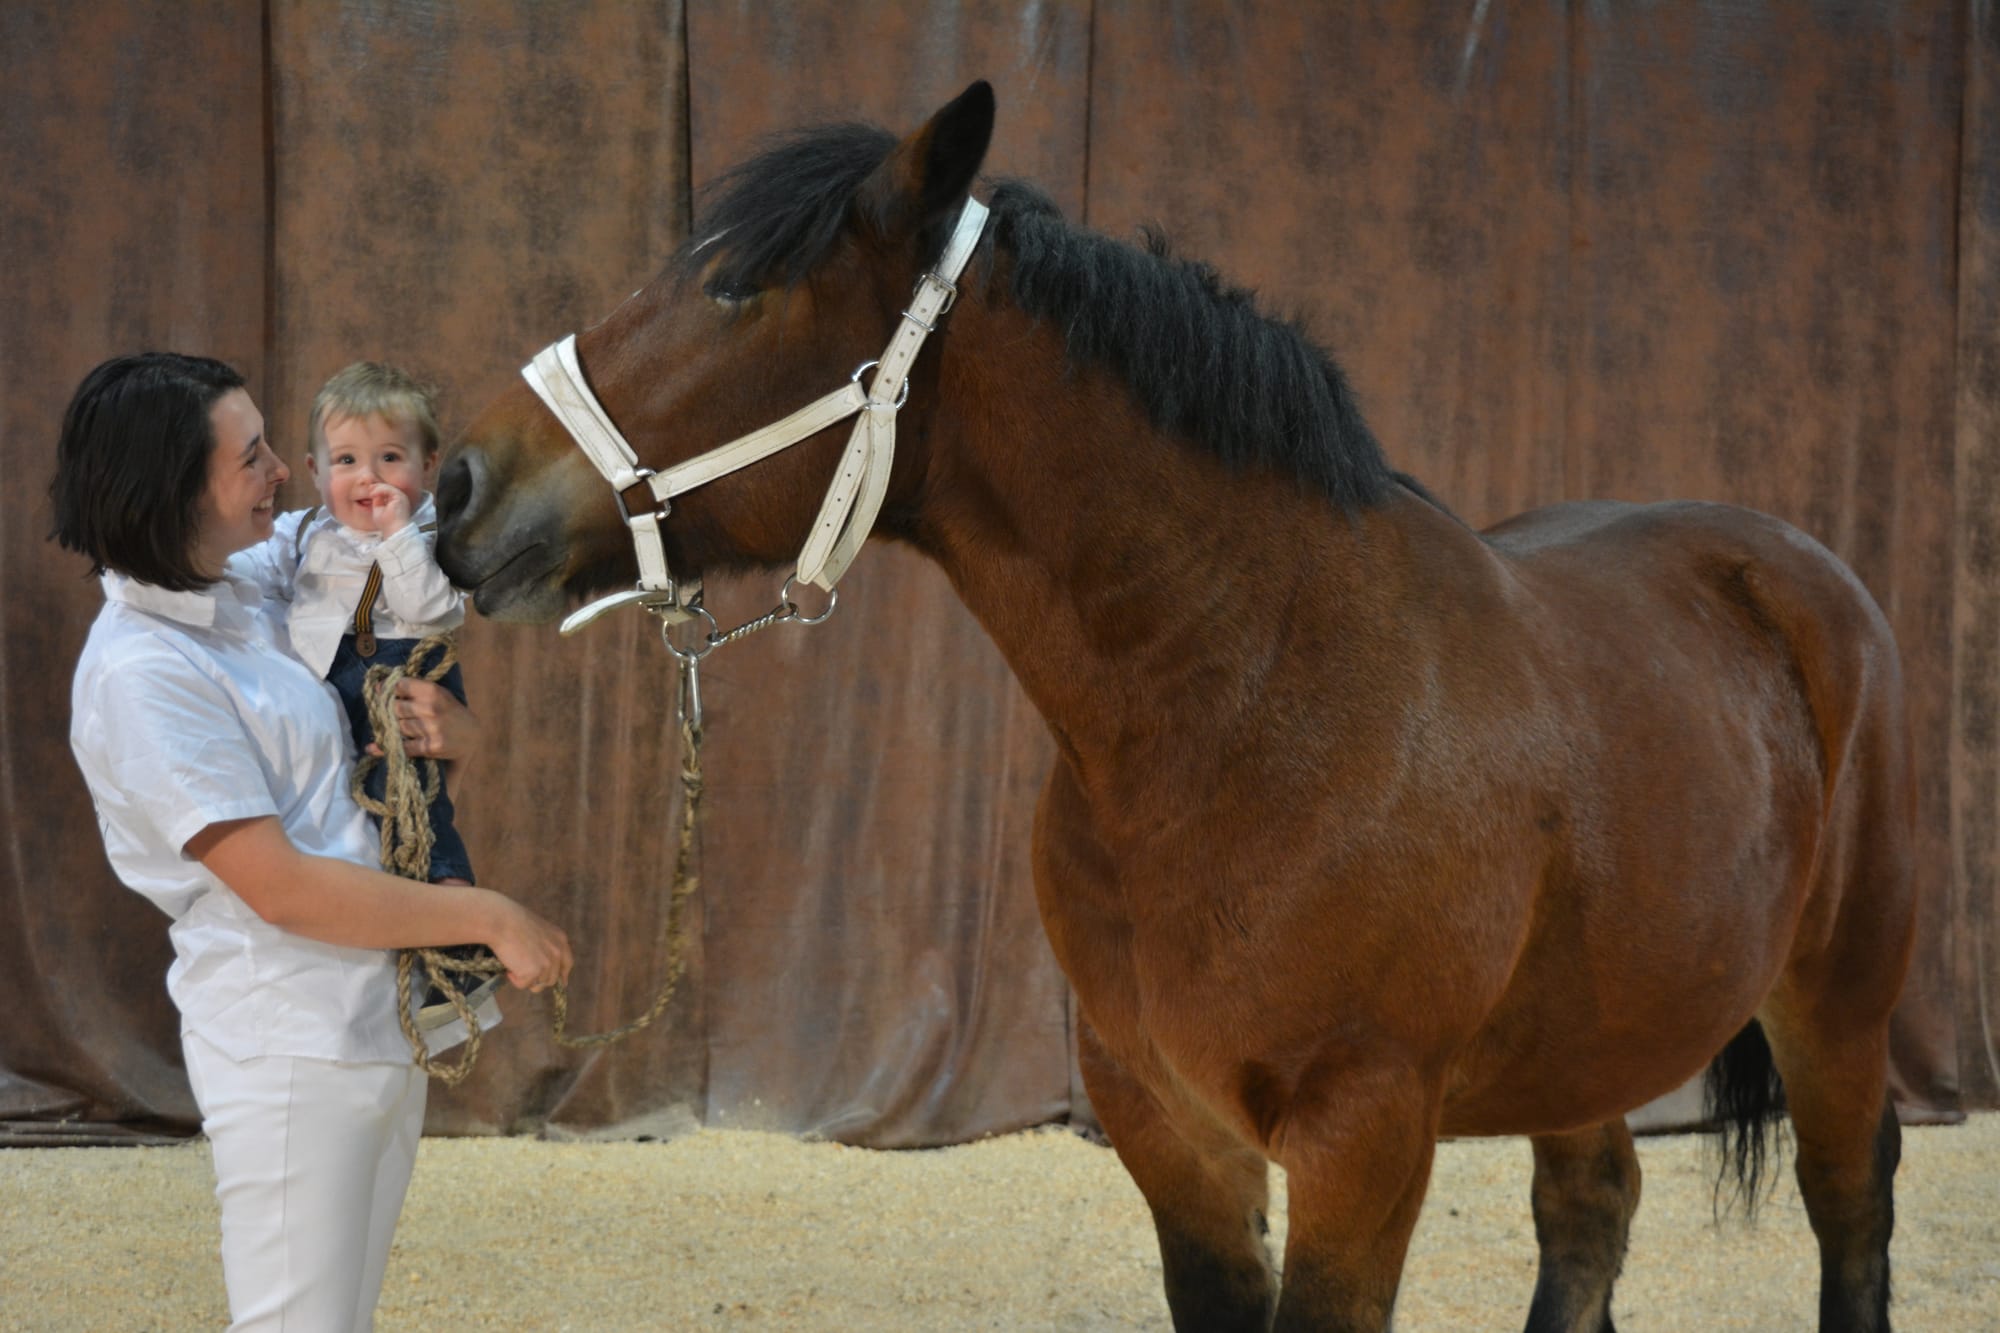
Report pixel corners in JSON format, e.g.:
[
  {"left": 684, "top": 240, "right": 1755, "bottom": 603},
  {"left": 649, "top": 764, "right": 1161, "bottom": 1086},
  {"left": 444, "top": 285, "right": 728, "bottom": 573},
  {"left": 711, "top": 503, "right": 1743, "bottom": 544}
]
[
  {"left": 1954, "top": 1, "right": 2000, "bottom": 1112},
  {"left": 1, "top": 1, "right": 268, "bottom": 1144},
  {"left": 3, "top": 2, "right": 1993, "bottom": 1147}
]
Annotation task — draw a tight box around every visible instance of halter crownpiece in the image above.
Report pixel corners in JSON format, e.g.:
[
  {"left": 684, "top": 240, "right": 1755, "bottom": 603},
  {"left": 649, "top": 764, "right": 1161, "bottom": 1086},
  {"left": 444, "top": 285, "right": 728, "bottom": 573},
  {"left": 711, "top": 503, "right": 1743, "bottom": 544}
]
[{"left": 524, "top": 196, "right": 991, "bottom": 637}]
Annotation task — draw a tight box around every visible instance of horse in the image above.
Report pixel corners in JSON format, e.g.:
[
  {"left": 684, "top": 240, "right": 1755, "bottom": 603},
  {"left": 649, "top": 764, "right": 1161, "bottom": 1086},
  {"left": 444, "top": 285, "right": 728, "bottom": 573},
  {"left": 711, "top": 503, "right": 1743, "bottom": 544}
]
[{"left": 434, "top": 82, "right": 1917, "bottom": 1333}]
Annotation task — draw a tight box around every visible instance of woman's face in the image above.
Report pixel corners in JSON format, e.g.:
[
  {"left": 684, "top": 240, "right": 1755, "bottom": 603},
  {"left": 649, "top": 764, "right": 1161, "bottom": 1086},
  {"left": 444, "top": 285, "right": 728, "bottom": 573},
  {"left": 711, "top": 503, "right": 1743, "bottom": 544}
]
[{"left": 193, "top": 388, "right": 290, "bottom": 577}]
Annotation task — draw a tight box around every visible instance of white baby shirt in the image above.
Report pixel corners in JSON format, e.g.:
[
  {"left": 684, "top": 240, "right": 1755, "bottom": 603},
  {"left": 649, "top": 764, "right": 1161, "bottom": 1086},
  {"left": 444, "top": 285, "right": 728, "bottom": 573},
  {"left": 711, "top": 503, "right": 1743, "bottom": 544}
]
[{"left": 234, "top": 495, "right": 465, "bottom": 679}]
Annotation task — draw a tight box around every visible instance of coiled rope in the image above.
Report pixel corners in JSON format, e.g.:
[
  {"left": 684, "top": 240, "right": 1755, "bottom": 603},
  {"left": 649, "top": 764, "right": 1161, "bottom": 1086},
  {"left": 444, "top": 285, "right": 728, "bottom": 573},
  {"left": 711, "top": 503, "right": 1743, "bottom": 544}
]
[{"left": 352, "top": 632, "right": 704, "bottom": 1086}]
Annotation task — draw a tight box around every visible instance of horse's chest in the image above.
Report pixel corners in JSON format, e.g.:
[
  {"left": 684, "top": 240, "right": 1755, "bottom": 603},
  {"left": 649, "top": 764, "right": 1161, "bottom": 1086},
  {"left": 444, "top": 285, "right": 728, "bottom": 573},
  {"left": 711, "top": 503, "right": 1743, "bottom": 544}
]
[
  {"left": 1038, "top": 863, "right": 1277, "bottom": 1076},
  {"left": 1030, "top": 767, "right": 1320, "bottom": 1085}
]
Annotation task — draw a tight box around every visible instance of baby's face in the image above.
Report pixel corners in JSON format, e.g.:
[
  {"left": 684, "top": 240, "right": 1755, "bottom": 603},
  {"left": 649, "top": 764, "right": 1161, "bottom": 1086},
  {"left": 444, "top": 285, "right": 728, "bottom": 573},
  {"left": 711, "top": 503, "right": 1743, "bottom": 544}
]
[{"left": 311, "top": 412, "right": 432, "bottom": 532}]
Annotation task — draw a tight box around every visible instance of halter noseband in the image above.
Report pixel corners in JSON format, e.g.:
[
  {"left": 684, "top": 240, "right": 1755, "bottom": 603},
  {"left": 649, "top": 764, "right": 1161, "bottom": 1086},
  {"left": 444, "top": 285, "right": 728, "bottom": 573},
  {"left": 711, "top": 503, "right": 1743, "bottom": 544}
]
[{"left": 523, "top": 197, "right": 990, "bottom": 636}]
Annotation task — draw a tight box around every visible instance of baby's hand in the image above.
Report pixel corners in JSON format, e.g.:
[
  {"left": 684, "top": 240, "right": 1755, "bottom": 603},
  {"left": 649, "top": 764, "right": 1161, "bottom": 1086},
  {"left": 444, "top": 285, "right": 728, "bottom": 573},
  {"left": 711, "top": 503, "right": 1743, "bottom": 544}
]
[{"left": 363, "top": 483, "right": 413, "bottom": 535}]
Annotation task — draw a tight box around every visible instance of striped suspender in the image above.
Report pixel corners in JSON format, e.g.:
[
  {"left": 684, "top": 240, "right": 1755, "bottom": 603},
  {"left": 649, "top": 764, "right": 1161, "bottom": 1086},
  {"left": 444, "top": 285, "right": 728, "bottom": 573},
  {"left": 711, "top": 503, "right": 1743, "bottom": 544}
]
[
  {"left": 352, "top": 563, "right": 385, "bottom": 657},
  {"left": 296, "top": 510, "right": 440, "bottom": 660}
]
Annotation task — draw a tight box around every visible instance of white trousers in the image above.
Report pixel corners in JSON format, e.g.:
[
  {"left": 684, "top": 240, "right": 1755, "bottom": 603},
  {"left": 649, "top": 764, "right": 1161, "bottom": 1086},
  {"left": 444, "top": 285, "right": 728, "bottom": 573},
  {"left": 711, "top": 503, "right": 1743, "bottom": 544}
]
[{"left": 182, "top": 1030, "right": 427, "bottom": 1331}]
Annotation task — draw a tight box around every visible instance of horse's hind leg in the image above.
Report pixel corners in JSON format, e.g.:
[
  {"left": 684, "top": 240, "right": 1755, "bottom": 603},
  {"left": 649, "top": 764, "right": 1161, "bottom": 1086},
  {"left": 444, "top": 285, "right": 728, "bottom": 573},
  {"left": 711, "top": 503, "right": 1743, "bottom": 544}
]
[
  {"left": 1760, "top": 1008, "right": 1901, "bottom": 1333},
  {"left": 1758, "top": 690, "right": 1912, "bottom": 1333},
  {"left": 1079, "top": 1023, "right": 1277, "bottom": 1331},
  {"left": 1522, "top": 1121, "right": 1641, "bottom": 1333}
]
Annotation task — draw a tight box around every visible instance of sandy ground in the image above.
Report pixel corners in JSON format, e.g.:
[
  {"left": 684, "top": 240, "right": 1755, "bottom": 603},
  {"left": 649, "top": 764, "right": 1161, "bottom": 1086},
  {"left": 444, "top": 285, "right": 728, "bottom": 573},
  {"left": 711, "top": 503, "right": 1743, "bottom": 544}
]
[{"left": 2, "top": 1115, "right": 1995, "bottom": 1330}]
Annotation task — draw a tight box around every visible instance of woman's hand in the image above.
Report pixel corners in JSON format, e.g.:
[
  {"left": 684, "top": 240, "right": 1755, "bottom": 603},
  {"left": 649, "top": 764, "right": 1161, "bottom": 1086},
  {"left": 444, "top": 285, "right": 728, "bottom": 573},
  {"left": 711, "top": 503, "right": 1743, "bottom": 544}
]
[
  {"left": 369, "top": 677, "right": 480, "bottom": 762},
  {"left": 486, "top": 897, "right": 573, "bottom": 993}
]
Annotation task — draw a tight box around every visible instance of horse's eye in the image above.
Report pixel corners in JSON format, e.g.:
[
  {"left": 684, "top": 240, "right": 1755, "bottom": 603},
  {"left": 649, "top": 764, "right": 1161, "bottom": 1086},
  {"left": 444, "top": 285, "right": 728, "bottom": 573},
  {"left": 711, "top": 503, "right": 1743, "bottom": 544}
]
[{"left": 704, "top": 279, "right": 759, "bottom": 307}]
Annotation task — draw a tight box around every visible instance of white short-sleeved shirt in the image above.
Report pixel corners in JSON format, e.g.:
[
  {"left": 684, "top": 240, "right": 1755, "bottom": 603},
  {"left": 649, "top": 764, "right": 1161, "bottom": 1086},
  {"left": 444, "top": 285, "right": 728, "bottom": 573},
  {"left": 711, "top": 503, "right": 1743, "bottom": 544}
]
[
  {"left": 231, "top": 496, "right": 464, "bottom": 679},
  {"left": 69, "top": 570, "right": 433, "bottom": 1064}
]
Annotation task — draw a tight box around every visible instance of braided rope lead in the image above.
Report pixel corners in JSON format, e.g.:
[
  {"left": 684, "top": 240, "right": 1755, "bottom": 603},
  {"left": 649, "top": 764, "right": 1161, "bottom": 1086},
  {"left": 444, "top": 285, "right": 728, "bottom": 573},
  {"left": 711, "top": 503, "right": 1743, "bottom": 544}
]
[{"left": 352, "top": 632, "right": 704, "bottom": 1086}]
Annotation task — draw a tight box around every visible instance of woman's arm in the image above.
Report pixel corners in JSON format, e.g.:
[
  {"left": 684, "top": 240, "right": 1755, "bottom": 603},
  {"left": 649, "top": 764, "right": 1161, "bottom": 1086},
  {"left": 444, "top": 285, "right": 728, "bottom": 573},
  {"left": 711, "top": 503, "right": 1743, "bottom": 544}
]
[{"left": 186, "top": 816, "right": 571, "bottom": 990}]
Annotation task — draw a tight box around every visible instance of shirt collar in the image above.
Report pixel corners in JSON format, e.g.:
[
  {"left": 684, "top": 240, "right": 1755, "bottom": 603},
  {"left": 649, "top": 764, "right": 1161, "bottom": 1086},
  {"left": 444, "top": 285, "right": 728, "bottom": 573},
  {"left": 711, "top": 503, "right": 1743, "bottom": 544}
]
[{"left": 102, "top": 569, "right": 261, "bottom": 631}]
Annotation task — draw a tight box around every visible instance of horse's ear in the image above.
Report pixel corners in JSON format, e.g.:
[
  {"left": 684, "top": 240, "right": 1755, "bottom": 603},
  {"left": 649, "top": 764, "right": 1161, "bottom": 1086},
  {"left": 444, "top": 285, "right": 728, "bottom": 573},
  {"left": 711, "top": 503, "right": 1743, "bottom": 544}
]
[{"left": 859, "top": 80, "right": 995, "bottom": 253}]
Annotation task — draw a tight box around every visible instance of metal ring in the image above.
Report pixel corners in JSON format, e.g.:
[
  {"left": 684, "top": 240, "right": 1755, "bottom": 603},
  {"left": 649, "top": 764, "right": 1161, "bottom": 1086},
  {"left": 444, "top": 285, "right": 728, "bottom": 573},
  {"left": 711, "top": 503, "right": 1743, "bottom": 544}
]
[
  {"left": 780, "top": 575, "right": 839, "bottom": 626},
  {"left": 661, "top": 602, "right": 721, "bottom": 661},
  {"left": 849, "top": 359, "right": 910, "bottom": 409}
]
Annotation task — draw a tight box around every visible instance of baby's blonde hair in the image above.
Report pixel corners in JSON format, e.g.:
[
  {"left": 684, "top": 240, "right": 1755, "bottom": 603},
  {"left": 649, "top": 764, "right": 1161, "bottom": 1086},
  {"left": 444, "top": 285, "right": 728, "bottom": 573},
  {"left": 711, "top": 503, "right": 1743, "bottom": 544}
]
[{"left": 308, "top": 362, "right": 441, "bottom": 460}]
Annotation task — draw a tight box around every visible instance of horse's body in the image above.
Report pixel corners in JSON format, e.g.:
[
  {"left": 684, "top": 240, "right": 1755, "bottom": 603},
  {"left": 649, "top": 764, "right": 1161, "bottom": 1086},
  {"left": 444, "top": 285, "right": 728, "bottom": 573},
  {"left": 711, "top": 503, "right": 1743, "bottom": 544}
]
[{"left": 436, "top": 84, "right": 1916, "bottom": 1332}]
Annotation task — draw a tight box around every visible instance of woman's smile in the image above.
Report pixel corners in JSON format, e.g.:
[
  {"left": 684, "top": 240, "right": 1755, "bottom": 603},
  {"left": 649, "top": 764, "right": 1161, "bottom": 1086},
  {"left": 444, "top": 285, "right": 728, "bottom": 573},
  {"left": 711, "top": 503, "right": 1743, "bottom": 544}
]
[{"left": 195, "top": 388, "right": 290, "bottom": 574}]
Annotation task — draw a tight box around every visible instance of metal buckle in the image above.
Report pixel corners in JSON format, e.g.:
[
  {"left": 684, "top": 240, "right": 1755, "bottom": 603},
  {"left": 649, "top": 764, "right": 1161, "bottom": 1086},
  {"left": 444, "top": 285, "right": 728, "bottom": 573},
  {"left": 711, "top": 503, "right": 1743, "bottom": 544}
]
[
  {"left": 913, "top": 270, "right": 957, "bottom": 315},
  {"left": 849, "top": 359, "right": 911, "bottom": 409},
  {"left": 560, "top": 576, "right": 705, "bottom": 637}
]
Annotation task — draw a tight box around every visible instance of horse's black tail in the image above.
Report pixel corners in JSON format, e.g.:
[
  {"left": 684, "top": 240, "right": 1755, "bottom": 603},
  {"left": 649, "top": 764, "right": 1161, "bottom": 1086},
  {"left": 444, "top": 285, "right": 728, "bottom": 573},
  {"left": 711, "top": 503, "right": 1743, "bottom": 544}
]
[{"left": 1703, "top": 1019, "right": 1789, "bottom": 1220}]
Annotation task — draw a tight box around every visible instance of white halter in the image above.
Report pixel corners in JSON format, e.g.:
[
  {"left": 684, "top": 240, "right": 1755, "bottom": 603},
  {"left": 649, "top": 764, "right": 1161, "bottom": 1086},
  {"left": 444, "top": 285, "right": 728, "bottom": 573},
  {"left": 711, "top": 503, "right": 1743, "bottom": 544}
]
[{"left": 524, "top": 197, "right": 990, "bottom": 635}]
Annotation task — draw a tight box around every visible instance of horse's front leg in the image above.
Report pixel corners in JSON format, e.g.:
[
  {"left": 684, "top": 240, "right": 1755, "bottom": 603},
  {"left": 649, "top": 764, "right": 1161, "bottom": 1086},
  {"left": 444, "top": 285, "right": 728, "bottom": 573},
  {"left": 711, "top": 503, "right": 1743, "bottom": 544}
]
[
  {"left": 1079, "top": 1019, "right": 1278, "bottom": 1332},
  {"left": 1271, "top": 1063, "right": 1442, "bottom": 1333}
]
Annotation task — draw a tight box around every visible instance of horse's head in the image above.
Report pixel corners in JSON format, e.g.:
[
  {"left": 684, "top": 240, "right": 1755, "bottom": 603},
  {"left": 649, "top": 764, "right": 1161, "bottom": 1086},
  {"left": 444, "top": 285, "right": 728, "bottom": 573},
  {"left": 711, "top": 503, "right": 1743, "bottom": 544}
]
[{"left": 435, "top": 82, "right": 996, "bottom": 622}]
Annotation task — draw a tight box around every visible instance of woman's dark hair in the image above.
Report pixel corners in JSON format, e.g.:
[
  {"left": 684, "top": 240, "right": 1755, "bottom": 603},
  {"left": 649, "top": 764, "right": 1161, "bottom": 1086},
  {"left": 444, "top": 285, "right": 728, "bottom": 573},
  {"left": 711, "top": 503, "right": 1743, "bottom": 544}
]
[{"left": 50, "top": 352, "right": 247, "bottom": 591}]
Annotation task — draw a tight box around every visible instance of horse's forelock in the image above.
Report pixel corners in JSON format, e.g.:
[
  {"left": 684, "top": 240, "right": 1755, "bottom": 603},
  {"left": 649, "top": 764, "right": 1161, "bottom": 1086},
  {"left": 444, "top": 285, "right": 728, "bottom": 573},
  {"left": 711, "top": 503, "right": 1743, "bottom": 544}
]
[{"left": 675, "top": 124, "right": 899, "bottom": 296}]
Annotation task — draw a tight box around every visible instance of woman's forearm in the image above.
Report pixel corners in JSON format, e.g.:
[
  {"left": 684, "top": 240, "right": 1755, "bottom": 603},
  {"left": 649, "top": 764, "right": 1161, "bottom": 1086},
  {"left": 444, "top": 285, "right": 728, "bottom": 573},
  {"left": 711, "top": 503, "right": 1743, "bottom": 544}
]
[
  {"left": 261, "top": 850, "right": 507, "bottom": 949},
  {"left": 189, "top": 814, "right": 504, "bottom": 949},
  {"left": 187, "top": 815, "right": 571, "bottom": 989}
]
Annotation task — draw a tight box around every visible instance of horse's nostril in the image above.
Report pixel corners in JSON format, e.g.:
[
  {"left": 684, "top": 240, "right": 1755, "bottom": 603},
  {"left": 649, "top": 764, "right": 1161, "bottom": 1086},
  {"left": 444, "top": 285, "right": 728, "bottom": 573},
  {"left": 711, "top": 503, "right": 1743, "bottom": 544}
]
[{"left": 436, "top": 451, "right": 475, "bottom": 526}]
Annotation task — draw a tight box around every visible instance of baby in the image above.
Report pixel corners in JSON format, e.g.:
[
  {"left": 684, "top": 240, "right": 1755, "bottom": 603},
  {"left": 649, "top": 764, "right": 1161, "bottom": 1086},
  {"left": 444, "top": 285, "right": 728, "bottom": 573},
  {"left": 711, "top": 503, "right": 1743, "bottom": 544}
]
[{"left": 248, "top": 362, "right": 498, "bottom": 1027}]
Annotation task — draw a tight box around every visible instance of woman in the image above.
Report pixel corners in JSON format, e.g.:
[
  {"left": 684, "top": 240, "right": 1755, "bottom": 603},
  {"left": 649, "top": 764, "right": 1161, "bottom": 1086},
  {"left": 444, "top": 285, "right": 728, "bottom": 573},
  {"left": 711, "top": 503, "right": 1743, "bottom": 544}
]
[{"left": 52, "top": 352, "right": 572, "bottom": 1330}]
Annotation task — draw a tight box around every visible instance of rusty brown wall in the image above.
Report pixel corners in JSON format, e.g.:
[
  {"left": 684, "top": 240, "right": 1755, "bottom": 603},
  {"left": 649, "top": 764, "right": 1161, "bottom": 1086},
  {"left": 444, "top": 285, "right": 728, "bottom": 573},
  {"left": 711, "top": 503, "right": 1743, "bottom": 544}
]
[
  {"left": 3, "top": 2, "right": 1994, "bottom": 1146},
  {"left": 1954, "top": 4, "right": 2000, "bottom": 1110},
  {"left": 1, "top": 0, "right": 266, "bottom": 1142}
]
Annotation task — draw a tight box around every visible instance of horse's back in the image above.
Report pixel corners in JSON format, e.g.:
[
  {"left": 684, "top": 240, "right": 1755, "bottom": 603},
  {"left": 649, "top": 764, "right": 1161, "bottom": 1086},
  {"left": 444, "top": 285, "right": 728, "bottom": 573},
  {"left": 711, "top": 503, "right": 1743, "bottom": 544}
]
[{"left": 1485, "top": 498, "right": 1902, "bottom": 732}]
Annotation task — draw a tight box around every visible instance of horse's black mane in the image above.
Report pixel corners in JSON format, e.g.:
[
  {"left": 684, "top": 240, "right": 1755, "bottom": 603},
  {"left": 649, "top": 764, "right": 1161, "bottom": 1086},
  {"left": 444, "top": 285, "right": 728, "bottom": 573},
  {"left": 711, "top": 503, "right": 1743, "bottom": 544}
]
[{"left": 680, "top": 124, "right": 1399, "bottom": 511}]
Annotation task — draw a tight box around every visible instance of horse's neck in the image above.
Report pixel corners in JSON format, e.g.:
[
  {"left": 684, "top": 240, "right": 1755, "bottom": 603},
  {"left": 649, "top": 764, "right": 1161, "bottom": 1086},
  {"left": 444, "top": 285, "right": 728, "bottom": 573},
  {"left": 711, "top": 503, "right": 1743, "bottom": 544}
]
[{"left": 906, "top": 306, "right": 1458, "bottom": 809}]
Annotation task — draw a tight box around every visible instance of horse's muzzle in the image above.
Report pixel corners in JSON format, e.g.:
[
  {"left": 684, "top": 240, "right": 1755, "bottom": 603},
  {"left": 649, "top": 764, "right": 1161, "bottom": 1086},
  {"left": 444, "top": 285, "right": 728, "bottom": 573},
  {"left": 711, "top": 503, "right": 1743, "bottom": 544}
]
[{"left": 430, "top": 447, "right": 567, "bottom": 621}]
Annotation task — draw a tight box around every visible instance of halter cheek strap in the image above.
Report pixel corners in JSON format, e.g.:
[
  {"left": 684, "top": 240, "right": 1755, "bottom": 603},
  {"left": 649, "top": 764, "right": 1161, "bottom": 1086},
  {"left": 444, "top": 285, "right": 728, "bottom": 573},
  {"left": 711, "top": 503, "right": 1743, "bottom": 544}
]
[{"left": 524, "top": 196, "right": 990, "bottom": 636}]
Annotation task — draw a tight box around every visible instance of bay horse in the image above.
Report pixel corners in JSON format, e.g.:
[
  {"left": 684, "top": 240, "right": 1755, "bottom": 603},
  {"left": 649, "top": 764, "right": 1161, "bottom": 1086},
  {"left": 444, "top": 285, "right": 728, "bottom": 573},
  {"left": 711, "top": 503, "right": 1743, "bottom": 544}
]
[{"left": 435, "top": 82, "right": 1916, "bottom": 1332}]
